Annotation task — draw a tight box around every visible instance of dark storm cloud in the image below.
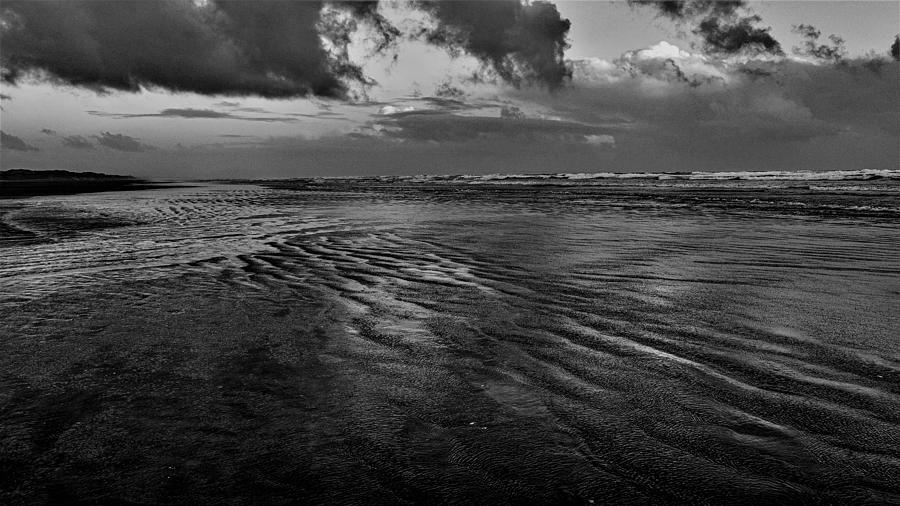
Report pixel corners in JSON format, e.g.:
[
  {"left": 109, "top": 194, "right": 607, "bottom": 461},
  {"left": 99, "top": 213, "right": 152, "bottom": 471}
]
[
  {"left": 696, "top": 15, "right": 781, "bottom": 55},
  {"left": 792, "top": 25, "right": 845, "bottom": 61},
  {"left": 338, "top": 0, "right": 401, "bottom": 53},
  {"left": 415, "top": 1, "right": 572, "bottom": 89},
  {"left": 62, "top": 135, "right": 95, "bottom": 150},
  {"left": 1, "top": 131, "right": 39, "bottom": 151},
  {"left": 629, "top": 1, "right": 744, "bottom": 20},
  {"left": 40, "top": 128, "right": 57, "bottom": 135},
  {"left": 0, "top": 0, "right": 387, "bottom": 98},
  {"left": 94, "top": 132, "right": 153, "bottom": 152},
  {"left": 1, "top": 0, "right": 573, "bottom": 97},
  {"left": 629, "top": 0, "right": 781, "bottom": 55}
]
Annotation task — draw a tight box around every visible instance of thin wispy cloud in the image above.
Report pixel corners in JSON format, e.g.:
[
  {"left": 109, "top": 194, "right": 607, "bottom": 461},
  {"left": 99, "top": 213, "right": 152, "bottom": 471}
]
[
  {"left": 62, "top": 135, "right": 95, "bottom": 150},
  {"left": 94, "top": 131, "right": 154, "bottom": 152},
  {"left": 88, "top": 108, "right": 303, "bottom": 123},
  {"left": 1, "top": 131, "right": 39, "bottom": 151}
]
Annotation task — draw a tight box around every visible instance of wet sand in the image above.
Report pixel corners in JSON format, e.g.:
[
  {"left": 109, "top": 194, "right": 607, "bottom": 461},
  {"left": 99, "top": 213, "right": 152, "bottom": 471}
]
[{"left": 1, "top": 178, "right": 898, "bottom": 503}]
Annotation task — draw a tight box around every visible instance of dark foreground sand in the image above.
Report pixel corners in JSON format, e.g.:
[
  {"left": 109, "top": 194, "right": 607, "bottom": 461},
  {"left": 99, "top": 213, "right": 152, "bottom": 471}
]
[{"left": 1, "top": 180, "right": 898, "bottom": 503}]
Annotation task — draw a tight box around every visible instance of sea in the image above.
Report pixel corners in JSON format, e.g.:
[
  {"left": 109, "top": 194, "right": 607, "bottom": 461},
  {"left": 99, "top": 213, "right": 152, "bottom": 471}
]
[{"left": 1, "top": 169, "right": 899, "bottom": 503}]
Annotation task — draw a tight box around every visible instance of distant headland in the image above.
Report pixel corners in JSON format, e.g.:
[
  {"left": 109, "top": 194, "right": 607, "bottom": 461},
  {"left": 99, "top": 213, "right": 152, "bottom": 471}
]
[{"left": 1, "top": 169, "right": 160, "bottom": 198}]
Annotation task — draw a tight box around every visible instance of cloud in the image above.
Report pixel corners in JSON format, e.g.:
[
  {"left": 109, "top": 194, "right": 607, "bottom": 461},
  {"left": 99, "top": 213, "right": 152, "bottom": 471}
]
[
  {"left": 629, "top": 1, "right": 781, "bottom": 55},
  {"left": 512, "top": 42, "right": 899, "bottom": 170},
  {"left": 88, "top": 108, "right": 302, "bottom": 122},
  {"left": 629, "top": 0, "right": 746, "bottom": 19},
  {"left": 40, "top": 128, "right": 57, "bottom": 135},
  {"left": 0, "top": 0, "right": 394, "bottom": 98},
  {"left": 697, "top": 15, "right": 781, "bottom": 55},
  {"left": 62, "top": 135, "right": 95, "bottom": 150},
  {"left": 94, "top": 131, "right": 153, "bottom": 152},
  {"left": 1, "top": 0, "right": 574, "bottom": 98},
  {"left": 615, "top": 41, "right": 727, "bottom": 86},
  {"left": 155, "top": 108, "right": 231, "bottom": 119},
  {"left": 0, "top": 94, "right": 11, "bottom": 100},
  {"left": 561, "top": 44, "right": 897, "bottom": 137},
  {"left": 792, "top": 24, "right": 846, "bottom": 62},
  {"left": 1, "top": 131, "right": 39, "bottom": 151},
  {"left": 378, "top": 105, "right": 417, "bottom": 115},
  {"left": 584, "top": 134, "right": 615, "bottom": 146},
  {"left": 415, "top": 1, "right": 572, "bottom": 89},
  {"left": 374, "top": 110, "right": 612, "bottom": 145},
  {"left": 501, "top": 106, "right": 526, "bottom": 119}
]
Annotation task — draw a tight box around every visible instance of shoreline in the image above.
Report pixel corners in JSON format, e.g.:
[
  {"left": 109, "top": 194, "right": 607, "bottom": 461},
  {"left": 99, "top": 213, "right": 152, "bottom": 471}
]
[
  {"left": 0, "top": 180, "right": 174, "bottom": 199},
  {"left": 0, "top": 169, "right": 182, "bottom": 199}
]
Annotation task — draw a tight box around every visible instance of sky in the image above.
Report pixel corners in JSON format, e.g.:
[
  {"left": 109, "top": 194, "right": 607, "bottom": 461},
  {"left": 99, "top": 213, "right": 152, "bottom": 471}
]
[{"left": 1, "top": 0, "right": 898, "bottom": 179}]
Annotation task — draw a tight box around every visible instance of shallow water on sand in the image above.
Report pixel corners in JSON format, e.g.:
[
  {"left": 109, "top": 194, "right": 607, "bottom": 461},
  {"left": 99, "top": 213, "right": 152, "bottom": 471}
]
[{"left": 1, "top": 179, "right": 899, "bottom": 503}]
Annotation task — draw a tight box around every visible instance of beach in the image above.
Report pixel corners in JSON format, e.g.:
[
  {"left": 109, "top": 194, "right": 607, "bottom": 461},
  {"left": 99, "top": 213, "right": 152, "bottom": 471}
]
[{"left": 1, "top": 172, "right": 899, "bottom": 503}]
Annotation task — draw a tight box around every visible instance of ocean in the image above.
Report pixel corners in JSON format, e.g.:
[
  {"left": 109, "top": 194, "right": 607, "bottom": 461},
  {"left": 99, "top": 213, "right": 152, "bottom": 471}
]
[{"left": 1, "top": 169, "right": 898, "bottom": 503}]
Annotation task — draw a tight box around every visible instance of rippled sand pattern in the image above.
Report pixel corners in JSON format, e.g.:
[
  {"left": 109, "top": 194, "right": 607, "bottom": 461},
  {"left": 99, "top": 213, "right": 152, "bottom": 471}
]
[{"left": 1, "top": 181, "right": 899, "bottom": 503}]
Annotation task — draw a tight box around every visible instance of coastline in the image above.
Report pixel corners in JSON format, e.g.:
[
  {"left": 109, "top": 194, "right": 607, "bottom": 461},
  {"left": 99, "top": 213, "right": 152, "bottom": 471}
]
[{"left": 0, "top": 169, "right": 177, "bottom": 199}]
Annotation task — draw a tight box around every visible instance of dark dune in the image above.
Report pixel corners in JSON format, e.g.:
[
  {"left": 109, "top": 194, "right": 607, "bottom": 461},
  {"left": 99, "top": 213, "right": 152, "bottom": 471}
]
[{"left": 0, "top": 169, "right": 165, "bottom": 198}]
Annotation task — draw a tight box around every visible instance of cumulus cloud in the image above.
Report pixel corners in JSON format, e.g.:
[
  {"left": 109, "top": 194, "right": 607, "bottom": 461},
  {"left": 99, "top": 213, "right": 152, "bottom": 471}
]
[
  {"left": 618, "top": 41, "right": 727, "bottom": 85},
  {"left": 629, "top": 1, "right": 781, "bottom": 55},
  {"left": 62, "top": 135, "right": 95, "bottom": 150},
  {"left": 514, "top": 42, "right": 899, "bottom": 169},
  {"left": 792, "top": 24, "right": 846, "bottom": 61},
  {"left": 1, "top": 130, "right": 39, "bottom": 151},
  {"left": 94, "top": 131, "right": 153, "bottom": 152},
  {"left": 0, "top": 1, "right": 398, "bottom": 98},
  {"left": 562, "top": 43, "right": 897, "bottom": 136},
  {"left": 630, "top": 0, "right": 745, "bottom": 19},
  {"left": 414, "top": 1, "right": 572, "bottom": 89},
  {"left": 696, "top": 15, "right": 780, "bottom": 55},
  {"left": 1, "top": 0, "right": 574, "bottom": 97}
]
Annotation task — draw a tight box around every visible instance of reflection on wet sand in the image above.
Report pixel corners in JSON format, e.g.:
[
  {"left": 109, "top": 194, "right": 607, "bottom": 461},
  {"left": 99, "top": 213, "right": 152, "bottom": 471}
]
[{"left": 1, "top": 179, "right": 898, "bottom": 503}]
